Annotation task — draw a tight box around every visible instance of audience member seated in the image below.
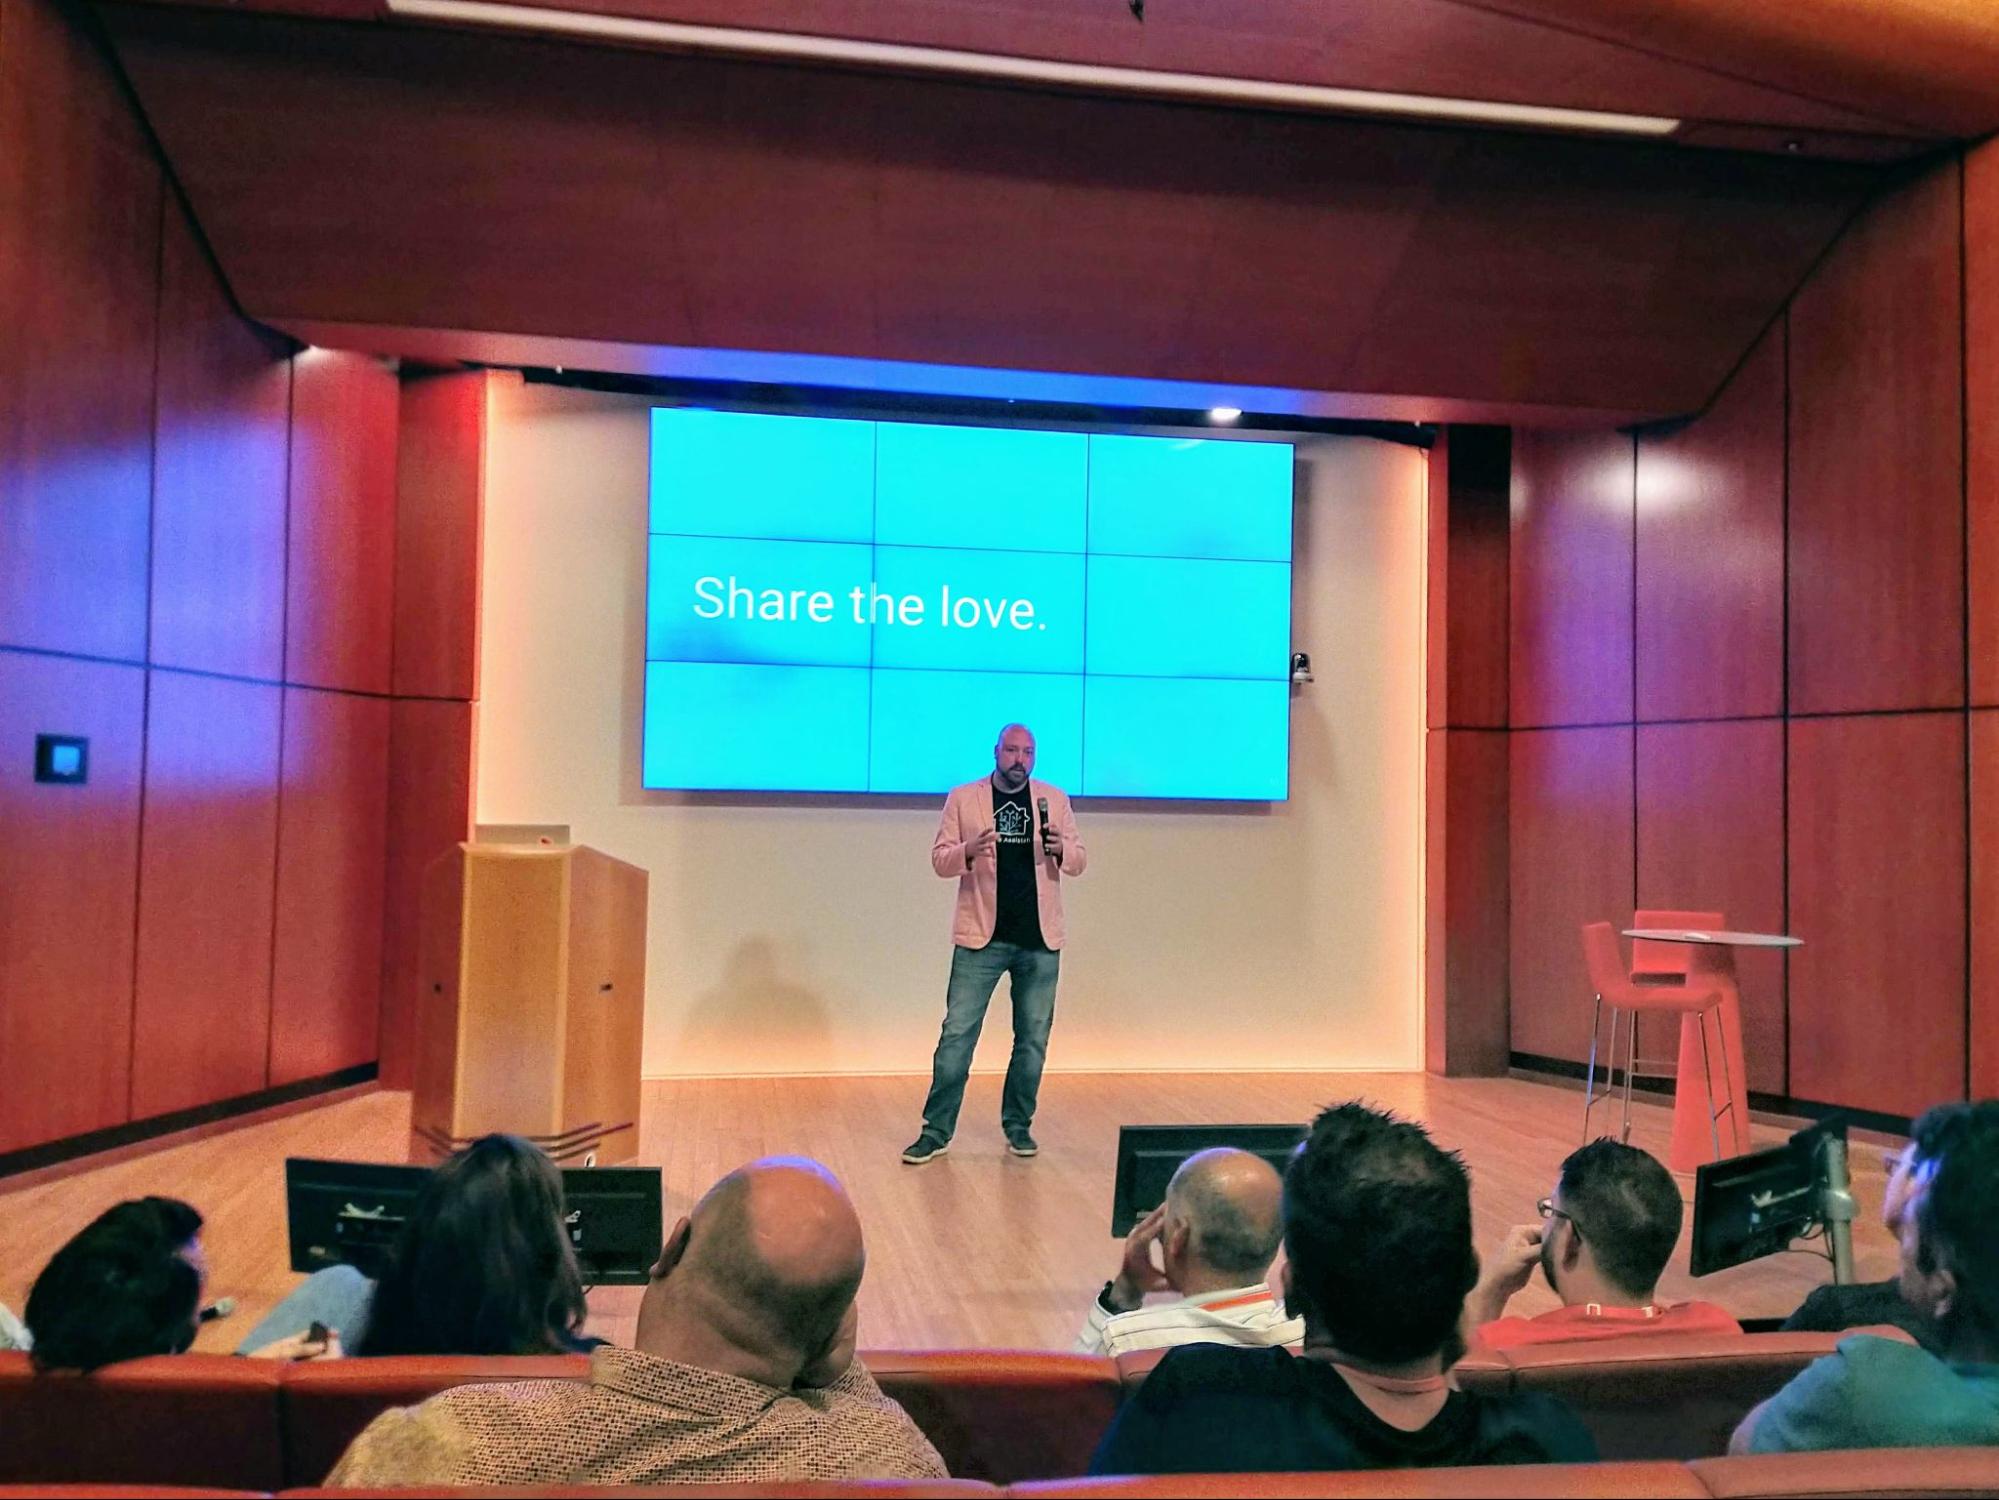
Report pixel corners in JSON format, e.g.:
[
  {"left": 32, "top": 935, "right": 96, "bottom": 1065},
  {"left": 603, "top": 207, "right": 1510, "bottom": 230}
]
[
  {"left": 1076, "top": 1147, "right": 1303, "bottom": 1358},
  {"left": 1782, "top": 1123, "right": 1958, "bottom": 1352},
  {"left": 326, "top": 1155, "right": 947, "bottom": 1486},
  {"left": 1088, "top": 1102, "right": 1597, "bottom": 1475},
  {"left": 238, "top": 1133, "right": 605, "bottom": 1358},
  {"left": 1733, "top": 1099, "right": 1999, "bottom": 1455},
  {"left": 0, "top": 1300, "right": 28, "bottom": 1353},
  {"left": 1464, "top": 1138, "right": 1740, "bottom": 1349},
  {"left": 24, "top": 1197, "right": 207, "bottom": 1371}
]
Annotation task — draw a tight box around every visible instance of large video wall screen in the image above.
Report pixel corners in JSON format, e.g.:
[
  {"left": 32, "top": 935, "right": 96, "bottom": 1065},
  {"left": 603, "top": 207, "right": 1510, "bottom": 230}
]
[{"left": 643, "top": 408, "right": 1294, "bottom": 798}]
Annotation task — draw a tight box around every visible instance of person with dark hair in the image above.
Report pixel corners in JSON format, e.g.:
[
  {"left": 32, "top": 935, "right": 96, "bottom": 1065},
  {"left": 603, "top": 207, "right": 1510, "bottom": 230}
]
[
  {"left": 1075, "top": 1148, "right": 1302, "bottom": 1357},
  {"left": 1089, "top": 1102, "right": 1596, "bottom": 1475},
  {"left": 358, "top": 1134, "right": 596, "bottom": 1357},
  {"left": 237, "top": 1134, "right": 599, "bottom": 1359},
  {"left": 325, "top": 1157, "right": 945, "bottom": 1486},
  {"left": 1781, "top": 1110, "right": 1976, "bottom": 1352},
  {"left": 1465, "top": 1138, "right": 1740, "bottom": 1349},
  {"left": 24, "top": 1197, "right": 206, "bottom": 1371},
  {"left": 1733, "top": 1100, "right": 1999, "bottom": 1454}
]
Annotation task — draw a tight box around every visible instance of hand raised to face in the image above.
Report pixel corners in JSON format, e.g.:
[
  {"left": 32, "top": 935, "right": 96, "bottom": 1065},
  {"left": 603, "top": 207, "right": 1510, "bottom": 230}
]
[{"left": 1108, "top": 1204, "right": 1175, "bottom": 1311}]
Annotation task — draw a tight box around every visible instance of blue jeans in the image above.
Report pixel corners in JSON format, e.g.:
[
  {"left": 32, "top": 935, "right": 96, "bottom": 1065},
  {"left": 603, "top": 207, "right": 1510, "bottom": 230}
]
[
  {"left": 919, "top": 941, "right": 1061, "bottom": 1144},
  {"left": 234, "top": 1265, "right": 375, "bottom": 1354}
]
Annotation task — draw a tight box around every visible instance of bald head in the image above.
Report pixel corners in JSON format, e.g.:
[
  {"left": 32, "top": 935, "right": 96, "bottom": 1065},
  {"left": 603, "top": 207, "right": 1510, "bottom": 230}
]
[
  {"left": 1166, "top": 1148, "right": 1285, "bottom": 1282},
  {"left": 641, "top": 1157, "right": 865, "bottom": 1382},
  {"left": 992, "top": 724, "right": 1036, "bottom": 791}
]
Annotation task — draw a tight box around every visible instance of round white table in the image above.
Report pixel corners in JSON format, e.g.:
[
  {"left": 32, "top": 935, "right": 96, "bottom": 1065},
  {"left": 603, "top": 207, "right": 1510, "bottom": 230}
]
[
  {"left": 1618, "top": 928, "right": 1801, "bottom": 1166},
  {"left": 1622, "top": 928, "right": 1801, "bottom": 949}
]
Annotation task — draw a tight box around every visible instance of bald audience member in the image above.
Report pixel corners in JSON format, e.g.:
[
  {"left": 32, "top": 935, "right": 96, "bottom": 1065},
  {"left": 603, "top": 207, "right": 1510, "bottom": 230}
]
[
  {"left": 327, "top": 1158, "right": 946, "bottom": 1486},
  {"left": 1077, "top": 1147, "right": 1304, "bottom": 1357}
]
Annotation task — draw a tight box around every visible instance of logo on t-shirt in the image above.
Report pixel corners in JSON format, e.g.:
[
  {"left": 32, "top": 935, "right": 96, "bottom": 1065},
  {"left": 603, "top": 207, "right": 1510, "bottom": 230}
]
[{"left": 995, "top": 801, "right": 1032, "bottom": 842}]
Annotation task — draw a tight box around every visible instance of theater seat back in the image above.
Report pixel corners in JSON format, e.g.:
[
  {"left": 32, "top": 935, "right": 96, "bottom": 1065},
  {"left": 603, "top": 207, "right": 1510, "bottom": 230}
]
[
  {"left": 1495, "top": 1329, "right": 1910, "bottom": 1461},
  {"left": 295, "top": 1486, "right": 999, "bottom": 1498},
  {"left": 1690, "top": 1446, "right": 1999, "bottom": 1497},
  {"left": 0, "top": 1352, "right": 285, "bottom": 1489},
  {"left": 1012, "top": 1462, "right": 1710, "bottom": 1496},
  {"left": 279, "top": 1354, "right": 588, "bottom": 1484},
  {"left": 289, "top": 1485, "right": 999, "bottom": 1498},
  {"left": 864, "top": 1351, "right": 1123, "bottom": 1483}
]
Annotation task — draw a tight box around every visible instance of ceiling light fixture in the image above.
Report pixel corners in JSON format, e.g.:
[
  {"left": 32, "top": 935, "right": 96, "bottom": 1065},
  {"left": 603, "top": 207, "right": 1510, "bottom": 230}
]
[{"left": 385, "top": 0, "right": 1680, "bottom": 138}]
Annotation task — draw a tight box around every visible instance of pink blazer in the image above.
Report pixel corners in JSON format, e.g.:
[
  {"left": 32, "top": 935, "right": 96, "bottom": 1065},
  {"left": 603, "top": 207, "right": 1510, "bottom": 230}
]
[{"left": 930, "top": 777, "right": 1087, "bottom": 950}]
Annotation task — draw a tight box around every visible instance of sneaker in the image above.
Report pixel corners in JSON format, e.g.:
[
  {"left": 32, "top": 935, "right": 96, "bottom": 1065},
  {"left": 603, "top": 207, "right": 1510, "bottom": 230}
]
[
  {"left": 1005, "top": 1132, "right": 1039, "bottom": 1158},
  {"left": 901, "top": 1137, "right": 949, "bottom": 1165}
]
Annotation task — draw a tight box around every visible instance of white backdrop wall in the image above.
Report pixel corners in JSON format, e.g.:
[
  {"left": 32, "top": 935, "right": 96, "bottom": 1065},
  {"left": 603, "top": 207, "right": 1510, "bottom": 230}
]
[{"left": 476, "top": 376, "right": 1426, "bottom": 1078}]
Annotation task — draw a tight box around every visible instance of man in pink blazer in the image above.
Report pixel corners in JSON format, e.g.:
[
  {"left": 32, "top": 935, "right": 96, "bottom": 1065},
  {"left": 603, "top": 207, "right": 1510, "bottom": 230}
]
[{"left": 903, "top": 724, "right": 1087, "bottom": 1164}]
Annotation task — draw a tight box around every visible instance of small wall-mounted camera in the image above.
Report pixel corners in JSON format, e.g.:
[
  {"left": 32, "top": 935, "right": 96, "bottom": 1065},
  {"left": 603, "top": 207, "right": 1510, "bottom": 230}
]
[{"left": 1289, "top": 651, "right": 1313, "bottom": 685}]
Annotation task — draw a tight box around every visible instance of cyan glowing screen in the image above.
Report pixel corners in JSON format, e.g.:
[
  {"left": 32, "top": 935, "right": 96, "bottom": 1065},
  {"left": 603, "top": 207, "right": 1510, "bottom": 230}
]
[{"left": 643, "top": 409, "right": 1293, "bottom": 798}]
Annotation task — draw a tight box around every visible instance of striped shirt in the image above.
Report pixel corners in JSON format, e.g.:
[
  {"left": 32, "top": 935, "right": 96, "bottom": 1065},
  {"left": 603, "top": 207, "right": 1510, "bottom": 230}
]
[{"left": 1075, "top": 1282, "right": 1304, "bottom": 1359}]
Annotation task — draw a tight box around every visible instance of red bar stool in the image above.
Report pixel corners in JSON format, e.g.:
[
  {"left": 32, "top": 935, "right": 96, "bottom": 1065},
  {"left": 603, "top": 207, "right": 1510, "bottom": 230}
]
[
  {"left": 1578, "top": 921, "right": 1737, "bottom": 1161},
  {"left": 1631, "top": 908, "right": 1753, "bottom": 1166}
]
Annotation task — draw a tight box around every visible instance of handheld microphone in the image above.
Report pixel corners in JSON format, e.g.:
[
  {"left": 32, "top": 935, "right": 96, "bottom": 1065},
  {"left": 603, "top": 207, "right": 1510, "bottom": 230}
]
[{"left": 1038, "top": 797, "right": 1054, "bottom": 855}]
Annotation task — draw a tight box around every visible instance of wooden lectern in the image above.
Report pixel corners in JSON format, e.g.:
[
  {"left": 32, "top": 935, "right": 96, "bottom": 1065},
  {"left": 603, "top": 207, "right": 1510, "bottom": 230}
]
[{"left": 411, "top": 843, "right": 648, "bottom": 1165}]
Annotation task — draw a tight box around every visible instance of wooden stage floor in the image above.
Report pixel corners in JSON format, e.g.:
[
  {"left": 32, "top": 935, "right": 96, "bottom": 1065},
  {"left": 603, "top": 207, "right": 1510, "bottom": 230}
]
[{"left": 1, "top": 1072, "right": 1901, "bottom": 1352}]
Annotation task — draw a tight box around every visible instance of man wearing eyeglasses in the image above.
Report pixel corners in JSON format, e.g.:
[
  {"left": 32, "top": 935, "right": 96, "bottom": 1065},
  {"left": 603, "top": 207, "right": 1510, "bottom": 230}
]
[
  {"left": 1462, "top": 1138, "right": 1741, "bottom": 1350},
  {"left": 1779, "top": 1131, "right": 1950, "bottom": 1351},
  {"left": 1730, "top": 1100, "right": 1999, "bottom": 1455}
]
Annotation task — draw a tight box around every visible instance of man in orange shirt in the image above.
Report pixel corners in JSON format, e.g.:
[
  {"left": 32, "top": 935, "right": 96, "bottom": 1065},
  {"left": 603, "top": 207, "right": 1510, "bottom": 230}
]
[{"left": 1465, "top": 1138, "right": 1740, "bottom": 1350}]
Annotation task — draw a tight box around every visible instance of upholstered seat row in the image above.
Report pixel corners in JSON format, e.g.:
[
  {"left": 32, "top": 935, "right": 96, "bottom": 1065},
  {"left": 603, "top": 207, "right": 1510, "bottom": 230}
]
[
  {"left": 0, "top": 1330, "right": 1945, "bottom": 1491},
  {"left": 5, "top": 1451, "right": 1999, "bottom": 1499}
]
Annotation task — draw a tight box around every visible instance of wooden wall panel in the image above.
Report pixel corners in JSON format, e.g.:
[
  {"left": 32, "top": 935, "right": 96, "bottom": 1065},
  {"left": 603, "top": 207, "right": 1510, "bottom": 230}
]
[
  {"left": 379, "top": 697, "right": 476, "bottom": 1089},
  {"left": 1509, "top": 431, "right": 1634, "bottom": 729},
  {"left": 0, "top": 652, "right": 145, "bottom": 1153},
  {"left": 130, "top": 670, "right": 283, "bottom": 1119},
  {"left": 0, "top": 0, "right": 421, "bottom": 1159},
  {"left": 1425, "top": 729, "right": 1510, "bottom": 1076},
  {"left": 1636, "top": 322, "right": 1786, "bottom": 723},
  {"left": 269, "top": 687, "right": 390, "bottom": 1086},
  {"left": 1427, "top": 427, "right": 1509, "bottom": 731},
  {"left": 0, "top": 0, "right": 160, "bottom": 660},
  {"left": 1970, "top": 140, "right": 1999, "bottom": 708},
  {"left": 1425, "top": 427, "right": 1511, "bottom": 1077},
  {"left": 1788, "top": 713, "right": 1965, "bottom": 1116},
  {"left": 150, "top": 198, "right": 292, "bottom": 680},
  {"left": 286, "top": 349, "right": 398, "bottom": 694},
  {"left": 1509, "top": 726, "right": 1634, "bottom": 1065},
  {"left": 104, "top": 7, "right": 1888, "bottom": 425},
  {"left": 1974, "top": 711, "right": 1999, "bottom": 1098},
  {"left": 1636, "top": 719, "right": 1788, "bottom": 1095},
  {"left": 230, "top": 0, "right": 1984, "bottom": 140},
  {"left": 1789, "top": 164, "right": 1964, "bottom": 715},
  {"left": 393, "top": 371, "right": 486, "bottom": 700}
]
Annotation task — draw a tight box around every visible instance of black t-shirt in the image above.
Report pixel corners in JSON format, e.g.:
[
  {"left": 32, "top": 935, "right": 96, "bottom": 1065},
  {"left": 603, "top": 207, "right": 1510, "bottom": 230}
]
[
  {"left": 1089, "top": 1344, "right": 1597, "bottom": 1476},
  {"left": 1783, "top": 1278, "right": 1942, "bottom": 1353},
  {"left": 988, "top": 780, "right": 1047, "bottom": 950}
]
